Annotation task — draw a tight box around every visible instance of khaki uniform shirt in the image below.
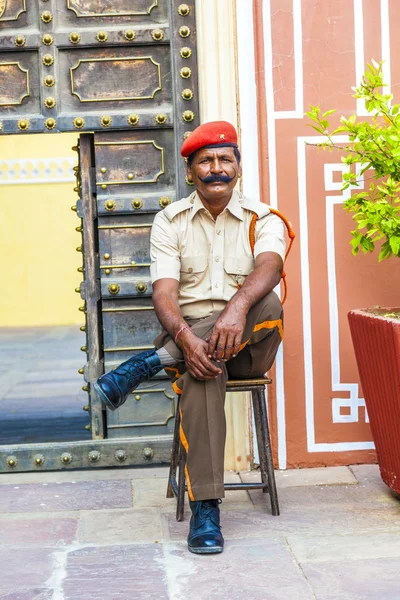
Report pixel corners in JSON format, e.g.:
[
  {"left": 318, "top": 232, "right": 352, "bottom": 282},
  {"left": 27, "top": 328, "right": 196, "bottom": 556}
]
[{"left": 150, "top": 190, "right": 286, "bottom": 319}]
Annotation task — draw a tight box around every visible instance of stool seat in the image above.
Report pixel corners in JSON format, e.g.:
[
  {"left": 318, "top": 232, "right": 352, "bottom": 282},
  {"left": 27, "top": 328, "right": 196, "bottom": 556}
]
[
  {"left": 226, "top": 377, "right": 272, "bottom": 388},
  {"left": 167, "top": 377, "right": 280, "bottom": 521}
]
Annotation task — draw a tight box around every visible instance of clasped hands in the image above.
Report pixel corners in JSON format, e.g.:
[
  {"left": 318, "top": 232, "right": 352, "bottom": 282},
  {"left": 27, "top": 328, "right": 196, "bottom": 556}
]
[{"left": 179, "top": 305, "right": 247, "bottom": 381}]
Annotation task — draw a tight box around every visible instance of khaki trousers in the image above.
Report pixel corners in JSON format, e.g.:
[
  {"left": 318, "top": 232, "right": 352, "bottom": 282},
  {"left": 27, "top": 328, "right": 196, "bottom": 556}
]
[{"left": 153, "top": 291, "right": 283, "bottom": 501}]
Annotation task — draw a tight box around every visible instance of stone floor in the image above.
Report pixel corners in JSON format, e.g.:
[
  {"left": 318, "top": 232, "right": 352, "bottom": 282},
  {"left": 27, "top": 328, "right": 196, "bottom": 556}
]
[
  {"left": 0, "top": 463, "right": 398, "bottom": 599},
  {"left": 0, "top": 326, "right": 90, "bottom": 444}
]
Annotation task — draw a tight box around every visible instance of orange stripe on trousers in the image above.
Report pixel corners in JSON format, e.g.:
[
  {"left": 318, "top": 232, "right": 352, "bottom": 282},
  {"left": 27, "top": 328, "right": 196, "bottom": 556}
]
[
  {"left": 178, "top": 406, "right": 195, "bottom": 501},
  {"left": 239, "top": 318, "right": 283, "bottom": 351}
]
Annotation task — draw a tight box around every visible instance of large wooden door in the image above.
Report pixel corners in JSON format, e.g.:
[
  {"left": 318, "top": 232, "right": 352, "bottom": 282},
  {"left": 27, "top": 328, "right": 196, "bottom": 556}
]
[{"left": 0, "top": 0, "right": 199, "bottom": 472}]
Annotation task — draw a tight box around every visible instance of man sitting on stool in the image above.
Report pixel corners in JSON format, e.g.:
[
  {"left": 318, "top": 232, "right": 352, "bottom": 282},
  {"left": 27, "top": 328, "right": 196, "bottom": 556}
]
[{"left": 94, "top": 121, "right": 285, "bottom": 555}]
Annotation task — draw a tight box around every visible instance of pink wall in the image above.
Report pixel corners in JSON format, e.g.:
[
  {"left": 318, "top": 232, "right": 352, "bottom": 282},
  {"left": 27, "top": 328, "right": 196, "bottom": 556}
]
[{"left": 252, "top": 0, "right": 400, "bottom": 467}]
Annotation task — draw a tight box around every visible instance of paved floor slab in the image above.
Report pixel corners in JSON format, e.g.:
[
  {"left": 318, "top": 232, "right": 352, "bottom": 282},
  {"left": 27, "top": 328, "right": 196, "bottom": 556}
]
[
  {"left": 63, "top": 544, "right": 169, "bottom": 600},
  {"left": 0, "top": 480, "right": 132, "bottom": 513},
  {"left": 163, "top": 538, "right": 314, "bottom": 600},
  {"left": 286, "top": 531, "right": 400, "bottom": 563},
  {"left": 302, "top": 557, "right": 400, "bottom": 600},
  {"left": 78, "top": 508, "right": 163, "bottom": 544},
  {"left": 0, "top": 547, "right": 54, "bottom": 596},
  {"left": 0, "top": 515, "right": 78, "bottom": 546},
  {"left": 241, "top": 466, "right": 358, "bottom": 487}
]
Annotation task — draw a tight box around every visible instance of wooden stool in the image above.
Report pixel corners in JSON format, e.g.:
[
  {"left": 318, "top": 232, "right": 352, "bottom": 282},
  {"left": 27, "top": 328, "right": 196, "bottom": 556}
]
[{"left": 166, "top": 378, "right": 280, "bottom": 521}]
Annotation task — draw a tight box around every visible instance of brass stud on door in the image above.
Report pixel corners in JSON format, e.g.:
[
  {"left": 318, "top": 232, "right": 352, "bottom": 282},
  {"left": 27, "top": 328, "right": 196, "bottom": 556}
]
[
  {"left": 151, "top": 28, "right": 164, "bottom": 41},
  {"left": 101, "top": 116, "right": 112, "bottom": 127},
  {"left": 104, "top": 200, "right": 116, "bottom": 211},
  {"left": 179, "top": 26, "right": 191, "bottom": 38},
  {"left": 127, "top": 173, "right": 134, "bottom": 180},
  {"left": 100, "top": 167, "right": 107, "bottom": 174},
  {"left": 80, "top": 346, "right": 87, "bottom": 352},
  {"left": 125, "top": 30, "right": 136, "bottom": 41},
  {"left": 155, "top": 113, "right": 167, "bottom": 124},
  {"left": 178, "top": 3, "right": 190, "bottom": 15},
  {"left": 88, "top": 450, "right": 100, "bottom": 462},
  {"left": 7, "top": 456, "right": 17, "bottom": 467},
  {"left": 136, "top": 282, "right": 147, "bottom": 293},
  {"left": 45, "top": 118, "right": 56, "bottom": 130},
  {"left": 84, "top": 424, "right": 91, "bottom": 431},
  {"left": 82, "top": 385, "right": 89, "bottom": 392},
  {"left": 96, "top": 31, "right": 108, "bottom": 42},
  {"left": 183, "top": 110, "right": 195, "bottom": 122},
  {"left": 132, "top": 198, "right": 143, "bottom": 209},
  {"left": 42, "top": 34, "right": 54, "bottom": 45},
  {"left": 143, "top": 447, "right": 154, "bottom": 460},
  {"left": 69, "top": 32, "right": 81, "bottom": 44},
  {"left": 108, "top": 283, "right": 120, "bottom": 295},
  {"left": 44, "top": 97, "right": 56, "bottom": 109},
  {"left": 115, "top": 449, "right": 127, "bottom": 461},
  {"left": 44, "top": 75, "right": 55, "bottom": 87},
  {"left": 76, "top": 245, "right": 82, "bottom": 252},
  {"left": 14, "top": 35, "right": 26, "bottom": 47},
  {"left": 104, "top": 253, "right": 110, "bottom": 259},
  {"left": 180, "top": 47, "right": 192, "bottom": 59},
  {"left": 80, "top": 326, "right": 86, "bottom": 332},
  {"left": 83, "top": 405, "right": 89, "bottom": 411},
  {"left": 78, "top": 368, "right": 84, "bottom": 374},
  {"left": 182, "top": 88, "right": 193, "bottom": 100},
  {"left": 75, "top": 286, "right": 81, "bottom": 293},
  {"left": 34, "top": 455, "right": 45, "bottom": 466},
  {"left": 159, "top": 196, "right": 171, "bottom": 208},
  {"left": 41, "top": 10, "right": 53, "bottom": 23},
  {"left": 128, "top": 113, "right": 139, "bottom": 126},
  {"left": 43, "top": 54, "right": 54, "bottom": 66},
  {"left": 71, "top": 205, "right": 77, "bottom": 212},
  {"left": 18, "top": 119, "right": 29, "bottom": 131},
  {"left": 180, "top": 67, "right": 191, "bottom": 78},
  {"left": 105, "top": 269, "right": 111, "bottom": 275},
  {"left": 74, "top": 117, "right": 85, "bottom": 129},
  {"left": 61, "top": 453, "right": 72, "bottom": 464}
]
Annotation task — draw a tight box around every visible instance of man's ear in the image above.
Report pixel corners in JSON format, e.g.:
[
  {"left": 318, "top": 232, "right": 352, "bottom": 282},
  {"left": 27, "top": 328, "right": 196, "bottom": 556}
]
[{"left": 186, "top": 163, "right": 193, "bottom": 184}]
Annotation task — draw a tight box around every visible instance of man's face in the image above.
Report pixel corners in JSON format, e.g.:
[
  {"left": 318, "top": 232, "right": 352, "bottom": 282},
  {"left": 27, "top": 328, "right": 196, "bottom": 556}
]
[{"left": 187, "top": 146, "right": 241, "bottom": 202}]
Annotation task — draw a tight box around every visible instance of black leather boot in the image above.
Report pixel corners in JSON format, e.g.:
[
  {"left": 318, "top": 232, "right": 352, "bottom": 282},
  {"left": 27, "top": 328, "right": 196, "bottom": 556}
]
[
  {"left": 93, "top": 348, "right": 163, "bottom": 411},
  {"left": 188, "top": 499, "right": 224, "bottom": 554}
]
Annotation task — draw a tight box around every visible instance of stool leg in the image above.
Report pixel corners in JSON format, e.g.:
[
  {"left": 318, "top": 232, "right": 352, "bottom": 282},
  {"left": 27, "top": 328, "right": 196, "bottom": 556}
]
[
  {"left": 167, "top": 398, "right": 181, "bottom": 499},
  {"left": 176, "top": 442, "right": 186, "bottom": 522},
  {"left": 258, "top": 387, "right": 280, "bottom": 516},
  {"left": 252, "top": 390, "right": 269, "bottom": 494}
]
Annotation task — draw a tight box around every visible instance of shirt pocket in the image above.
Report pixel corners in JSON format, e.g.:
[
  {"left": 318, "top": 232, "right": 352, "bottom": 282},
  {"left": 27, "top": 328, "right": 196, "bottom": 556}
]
[
  {"left": 224, "top": 256, "right": 254, "bottom": 288},
  {"left": 180, "top": 256, "right": 209, "bottom": 291}
]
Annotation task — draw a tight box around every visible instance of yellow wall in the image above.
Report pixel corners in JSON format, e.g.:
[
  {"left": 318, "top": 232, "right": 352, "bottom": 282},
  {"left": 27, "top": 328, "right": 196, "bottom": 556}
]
[{"left": 0, "top": 133, "right": 84, "bottom": 327}]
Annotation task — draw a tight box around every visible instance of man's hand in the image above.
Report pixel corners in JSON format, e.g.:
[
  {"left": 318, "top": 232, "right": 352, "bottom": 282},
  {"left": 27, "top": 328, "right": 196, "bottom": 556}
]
[
  {"left": 207, "top": 303, "right": 247, "bottom": 362},
  {"left": 180, "top": 330, "right": 222, "bottom": 380}
]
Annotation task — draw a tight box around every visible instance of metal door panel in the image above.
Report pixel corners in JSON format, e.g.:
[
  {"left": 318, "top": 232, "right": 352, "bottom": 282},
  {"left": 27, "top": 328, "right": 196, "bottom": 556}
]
[
  {"left": 0, "top": 0, "right": 29, "bottom": 29},
  {"left": 59, "top": 0, "right": 169, "bottom": 26},
  {"left": 106, "top": 381, "right": 175, "bottom": 439},
  {"left": 94, "top": 129, "right": 176, "bottom": 193},
  {"left": 0, "top": 52, "right": 40, "bottom": 115},
  {"left": 99, "top": 220, "right": 153, "bottom": 264},
  {"left": 102, "top": 300, "right": 160, "bottom": 348},
  {"left": 58, "top": 45, "right": 172, "bottom": 113}
]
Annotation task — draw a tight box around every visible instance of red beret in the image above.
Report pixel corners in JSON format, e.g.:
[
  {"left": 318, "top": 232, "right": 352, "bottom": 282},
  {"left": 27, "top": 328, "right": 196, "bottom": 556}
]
[{"left": 181, "top": 121, "right": 238, "bottom": 158}]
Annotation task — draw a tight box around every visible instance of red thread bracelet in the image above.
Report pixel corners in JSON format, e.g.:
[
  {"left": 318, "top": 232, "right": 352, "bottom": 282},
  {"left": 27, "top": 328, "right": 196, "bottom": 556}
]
[{"left": 175, "top": 324, "right": 190, "bottom": 343}]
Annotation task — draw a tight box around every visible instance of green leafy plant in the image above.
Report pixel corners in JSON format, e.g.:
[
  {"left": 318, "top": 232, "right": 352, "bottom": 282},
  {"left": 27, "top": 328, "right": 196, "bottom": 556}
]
[{"left": 306, "top": 60, "right": 400, "bottom": 261}]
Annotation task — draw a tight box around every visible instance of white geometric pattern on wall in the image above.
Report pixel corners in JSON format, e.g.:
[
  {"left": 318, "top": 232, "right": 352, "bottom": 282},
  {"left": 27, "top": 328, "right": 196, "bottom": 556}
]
[{"left": 0, "top": 158, "right": 75, "bottom": 185}]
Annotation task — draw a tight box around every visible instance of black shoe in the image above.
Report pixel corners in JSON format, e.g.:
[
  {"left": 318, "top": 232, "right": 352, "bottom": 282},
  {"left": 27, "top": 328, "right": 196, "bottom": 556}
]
[
  {"left": 188, "top": 499, "right": 224, "bottom": 554},
  {"left": 93, "top": 348, "right": 163, "bottom": 411}
]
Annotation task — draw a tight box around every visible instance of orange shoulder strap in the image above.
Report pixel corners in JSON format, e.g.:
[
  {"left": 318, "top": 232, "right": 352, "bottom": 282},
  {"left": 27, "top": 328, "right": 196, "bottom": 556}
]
[{"left": 249, "top": 208, "right": 295, "bottom": 304}]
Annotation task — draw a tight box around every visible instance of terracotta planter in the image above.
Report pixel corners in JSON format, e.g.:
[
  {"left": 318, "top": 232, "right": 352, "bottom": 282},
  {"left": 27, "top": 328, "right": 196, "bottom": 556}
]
[{"left": 348, "top": 309, "right": 400, "bottom": 495}]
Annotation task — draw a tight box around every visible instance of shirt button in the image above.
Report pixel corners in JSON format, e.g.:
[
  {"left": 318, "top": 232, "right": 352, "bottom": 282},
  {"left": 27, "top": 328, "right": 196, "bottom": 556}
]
[
  {"left": 216, "top": 230, "right": 221, "bottom": 235},
  {"left": 215, "top": 256, "right": 220, "bottom": 262},
  {"left": 188, "top": 267, "right": 193, "bottom": 273},
  {"left": 215, "top": 282, "right": 219, "bottom": 288}
]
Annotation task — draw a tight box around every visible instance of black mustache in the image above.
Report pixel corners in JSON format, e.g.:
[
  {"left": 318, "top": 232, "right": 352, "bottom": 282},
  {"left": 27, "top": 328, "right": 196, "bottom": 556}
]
[{"left": 198, "top": 172, "right": 236, "bottom": 184}]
